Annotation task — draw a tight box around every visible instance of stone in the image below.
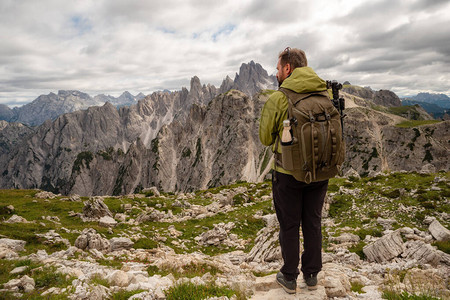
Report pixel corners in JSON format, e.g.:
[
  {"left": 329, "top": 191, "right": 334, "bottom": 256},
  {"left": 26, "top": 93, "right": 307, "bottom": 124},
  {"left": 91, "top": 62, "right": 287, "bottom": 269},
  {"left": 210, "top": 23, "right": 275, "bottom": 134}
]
[
  {"left": 428, "top": 219, "right": 450, "bottom": 242},
  {"left": 36, "top": 230, "right": 71, "bottom": 247},
  {"left": 0, "top": 238, "right": 26, "bottom": 252},
  {"left": 35, "top": 191, "right": 57, "bottom": 199},
  {"left": 82, "top": 197, "right": 113, "bottom": 220},
  {"left": 420, "top": 163, "right": 436, "bottom": 174},
  {"left": 3, "top": 275, "right": 35, "bottom": 293},
  {"left": 142, "top": 187, "right": 160, "bottom": 197},
  {"left": 10, "top": 266, "right": 28, "bottom": 275},
  {"left": 246, "top": 214, "right": 281, "bottom": 263},
  {"left": 110, "top": 237, "right": 134, "bottom": 251},
  {"left": 319, "top": 264, "right": 351, "bottom": 298},
  {"left": 109, "top": 270, "right": 129, "bottom": 287},
  {"left": 363, "top": 230, "right": 404, "bottom": 263},
  {"left": 4, "top": 214, "right": 29, "bottom": 224},
  {"left": 329, "top": 233, "right": 360, "bottom": 244},
  {"left": 402, "top": 240, "right": 442, "bottom": 266},
  {"left": 99, "top": 216, "right": 117, "bottom": 227},
  {"left": 0, "top": 246, "right": 19, "bottom": 259},
  {"left": 115, "top": 213, "right": 127, "bottom": 222},
  {"left": 74, "top": 228, "right": 110, "bottom": 252}
]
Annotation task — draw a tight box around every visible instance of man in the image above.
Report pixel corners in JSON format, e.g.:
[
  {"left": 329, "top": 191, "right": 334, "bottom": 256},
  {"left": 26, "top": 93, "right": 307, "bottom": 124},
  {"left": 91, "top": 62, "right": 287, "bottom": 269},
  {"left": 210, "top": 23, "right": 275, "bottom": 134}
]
[{"left": 259, "top": 47, "right": 329, "bottom": 294}]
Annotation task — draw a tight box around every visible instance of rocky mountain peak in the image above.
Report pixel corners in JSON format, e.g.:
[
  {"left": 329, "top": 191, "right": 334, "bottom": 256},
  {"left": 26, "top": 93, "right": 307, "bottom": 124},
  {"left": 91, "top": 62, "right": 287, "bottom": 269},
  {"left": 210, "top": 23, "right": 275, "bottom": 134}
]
[
  {"left": 233, "top": 61, "right": 277, "bottom": 97},
  {"left": 373, "top": 89, "right": 402, "bottom": 107}
]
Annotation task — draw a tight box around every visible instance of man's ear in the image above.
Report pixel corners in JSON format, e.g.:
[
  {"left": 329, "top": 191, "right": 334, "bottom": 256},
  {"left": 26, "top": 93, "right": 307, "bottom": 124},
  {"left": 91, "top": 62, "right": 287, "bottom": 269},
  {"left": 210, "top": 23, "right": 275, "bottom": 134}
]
[{"left": 285, "top": 63, "right": 292, "bottom": 74}]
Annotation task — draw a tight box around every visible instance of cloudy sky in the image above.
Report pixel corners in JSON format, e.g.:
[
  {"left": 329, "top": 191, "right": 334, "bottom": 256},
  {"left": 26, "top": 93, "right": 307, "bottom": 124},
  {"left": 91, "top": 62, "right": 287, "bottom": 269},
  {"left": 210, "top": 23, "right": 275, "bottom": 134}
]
[{"left": 1, "top": 0, "right": 449, "bottom": 107}]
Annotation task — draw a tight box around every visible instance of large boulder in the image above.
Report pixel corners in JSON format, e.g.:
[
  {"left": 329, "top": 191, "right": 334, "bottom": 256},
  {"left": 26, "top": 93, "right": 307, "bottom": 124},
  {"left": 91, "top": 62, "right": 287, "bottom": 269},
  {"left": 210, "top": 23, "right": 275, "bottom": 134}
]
[
  {"left": 428, "top": 220, "right": 450, "bottom": 242},
  {"left": 363, "top": 230, "right": 404, "bottom": 263},
  {"left": 74, "top": 228, "right": 110, "bottom": 252},
  {"left": 82, "top": 197, "right": 113, "bottom": 221},
  {"left": 110, "top": 237, "right": 133, "bottom": 252},
  {"left": 246, "top": 214, "right": 282, "bottom": 263}
]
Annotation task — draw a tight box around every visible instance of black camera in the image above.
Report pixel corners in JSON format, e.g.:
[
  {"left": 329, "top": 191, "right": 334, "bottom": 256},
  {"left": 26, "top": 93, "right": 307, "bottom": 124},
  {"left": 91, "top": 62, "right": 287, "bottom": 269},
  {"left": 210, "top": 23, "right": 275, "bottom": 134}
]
[{"left": 326, "top": 80, "right": 345, "bottom": 112}]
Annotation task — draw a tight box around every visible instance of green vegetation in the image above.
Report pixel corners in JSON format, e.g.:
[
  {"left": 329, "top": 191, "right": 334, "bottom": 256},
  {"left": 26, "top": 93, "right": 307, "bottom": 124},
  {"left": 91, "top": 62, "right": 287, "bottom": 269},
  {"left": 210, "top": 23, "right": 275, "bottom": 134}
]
[
  {"left": 382, "top": 290, "right": 441, "bottom": 300},
  {"left": 111, "top": 290, "right": 147, "bottom": 300},
  {"left": 395, "top": 120, "right": 441, "bottom": 128},
  {"left": 164, "top": 282, "right": 238, "bottom": 300},
  {"left": 351, "top": 281, "right": 365, "bottom": 294},
  {"left": 72, "top": 151, "right": 94, "bottom": 173}
]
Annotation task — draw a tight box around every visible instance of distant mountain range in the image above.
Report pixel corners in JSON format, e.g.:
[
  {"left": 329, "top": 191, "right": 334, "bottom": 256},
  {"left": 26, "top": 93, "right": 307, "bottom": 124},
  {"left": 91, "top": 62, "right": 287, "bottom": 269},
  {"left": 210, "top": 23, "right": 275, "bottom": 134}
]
[
  {"left": 401, "top": 93, "right": 450, "bottom": 119},
  {"left": 1, "top": 62, "right": 448, "bottom": 196},
  {"left": 0, "top": 61, "right": 277, "bottom": 127}
]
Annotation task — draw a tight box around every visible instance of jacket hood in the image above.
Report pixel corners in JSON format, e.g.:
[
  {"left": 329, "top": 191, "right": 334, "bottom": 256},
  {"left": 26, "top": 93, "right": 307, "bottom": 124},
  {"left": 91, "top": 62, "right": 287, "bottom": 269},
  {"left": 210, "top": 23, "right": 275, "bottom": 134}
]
[{"left": 280, "top": 67, "right": 327, "bottom": 93}]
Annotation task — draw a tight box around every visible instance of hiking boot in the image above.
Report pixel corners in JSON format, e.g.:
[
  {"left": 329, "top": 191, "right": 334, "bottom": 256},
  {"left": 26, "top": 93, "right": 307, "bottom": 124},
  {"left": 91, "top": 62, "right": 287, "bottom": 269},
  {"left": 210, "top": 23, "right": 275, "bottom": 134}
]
[
  {"left": 276, "top": 272, "right": 297, "bottom": 294},
  {"left": 304, "top": 274, "right": 318, "bottom": 290}
]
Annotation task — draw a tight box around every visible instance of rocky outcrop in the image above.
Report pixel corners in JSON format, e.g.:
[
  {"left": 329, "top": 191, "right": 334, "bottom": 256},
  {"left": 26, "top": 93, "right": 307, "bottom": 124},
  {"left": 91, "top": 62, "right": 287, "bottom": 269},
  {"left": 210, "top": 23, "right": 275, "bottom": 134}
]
[
  {"left": 373, "top": 90, "right": 402, "bottom": 107},
  {"left": 82, "top": 197, "right": 113, "bottom": 221},
  {"left": 428, "top": 219, "right": 450, "bottom": 241},
  {"left": 363, "top": 230, "right": 404, "bottom": 263},
  {"left": 74, "top": 228, "right": 110, "bottom": 252}
]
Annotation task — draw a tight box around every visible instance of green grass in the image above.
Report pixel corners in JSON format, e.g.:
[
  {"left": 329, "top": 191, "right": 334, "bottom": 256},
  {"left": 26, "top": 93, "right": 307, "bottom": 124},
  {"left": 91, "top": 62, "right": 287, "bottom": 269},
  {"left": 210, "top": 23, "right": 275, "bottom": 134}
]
[
  {"left": 382, "top": 290, "right": 441, "bottom": 300},
  {"left": 395, "top": 120, "right": 441, "bottom": 128},
  {"left": 351, "top": 281, "right": 365, "bottom": 293},
  {"left": 147, "top": 262, "right": 221, "bottom": 279},
  {"left": 165, "top": 282, "right": 238, "bottom": 300}
]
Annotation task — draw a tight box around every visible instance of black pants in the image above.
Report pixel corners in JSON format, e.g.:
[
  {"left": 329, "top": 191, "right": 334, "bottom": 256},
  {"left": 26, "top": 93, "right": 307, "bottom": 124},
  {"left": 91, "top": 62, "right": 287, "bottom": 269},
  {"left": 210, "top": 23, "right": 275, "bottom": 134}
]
[{"left": 272, "top": 171, "right": 328, "bottom": 281}]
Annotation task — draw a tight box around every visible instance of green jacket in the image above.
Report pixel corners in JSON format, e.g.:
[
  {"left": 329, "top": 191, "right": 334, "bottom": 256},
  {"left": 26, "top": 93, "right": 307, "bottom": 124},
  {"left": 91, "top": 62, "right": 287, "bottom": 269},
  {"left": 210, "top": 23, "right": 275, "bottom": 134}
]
[{"left": 259, "top": 67, "right": 327, "bottom": 175}]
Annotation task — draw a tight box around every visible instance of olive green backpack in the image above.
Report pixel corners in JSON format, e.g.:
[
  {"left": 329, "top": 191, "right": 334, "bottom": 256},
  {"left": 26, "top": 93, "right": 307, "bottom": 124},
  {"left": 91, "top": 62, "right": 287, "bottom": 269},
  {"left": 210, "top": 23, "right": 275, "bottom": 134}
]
[{"left": 276, "top": 88, "right": 345, "bottom": 183}]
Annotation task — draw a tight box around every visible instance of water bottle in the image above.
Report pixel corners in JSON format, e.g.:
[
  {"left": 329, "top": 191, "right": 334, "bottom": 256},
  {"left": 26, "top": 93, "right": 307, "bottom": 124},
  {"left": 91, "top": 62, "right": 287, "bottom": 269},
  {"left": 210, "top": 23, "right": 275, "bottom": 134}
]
[{"left": 281, "top": 120, "right": 293, "bottom": 145}]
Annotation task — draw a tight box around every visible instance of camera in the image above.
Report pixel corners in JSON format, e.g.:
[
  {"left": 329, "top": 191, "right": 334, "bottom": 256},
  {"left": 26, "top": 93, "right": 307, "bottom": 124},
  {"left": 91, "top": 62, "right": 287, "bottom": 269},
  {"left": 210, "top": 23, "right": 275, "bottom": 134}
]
[{"left": 326, "top": 80, "right": 345, "bottom": 112}]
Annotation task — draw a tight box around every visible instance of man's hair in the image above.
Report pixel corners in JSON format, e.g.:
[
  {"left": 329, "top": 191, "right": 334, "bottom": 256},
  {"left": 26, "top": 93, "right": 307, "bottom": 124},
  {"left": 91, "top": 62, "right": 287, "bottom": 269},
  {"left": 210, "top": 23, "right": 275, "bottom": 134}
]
[{"left": 279, "top": 47, "right": 308, "bottom": 69}]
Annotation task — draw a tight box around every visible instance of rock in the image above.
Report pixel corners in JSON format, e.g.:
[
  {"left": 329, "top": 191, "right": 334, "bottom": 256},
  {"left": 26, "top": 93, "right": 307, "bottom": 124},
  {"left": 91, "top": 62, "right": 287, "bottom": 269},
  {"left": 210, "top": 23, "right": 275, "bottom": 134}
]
[
  {"left": 136, "top": 210, "right": 166, "bottom": 223},
  {"left": 329, "top": 233, "right": 360, "bottom": 244},
  {"left": 402, "top": 240, "right": 442, "bottom": 266},
  {"left": 420, "top": 163, "right": 436, "bottom": 174},
  {"left": 99, "top": 216, "right": 117, "bottom": 227},
  {"left": 115, "top": 213, "right": 127, "bottom": 222},
  {"left": 110, "top": 237, "right": 133, "bottom": 251},
  {"left": 195, "top": 222, "right": 243, "bottom": 248},
  {"left": 3, "top": 275, "right": 35, "bottom": 293},
  {"left": 246, "top": 214, "right": 281, "bottom": 263},
  {"left": 36, "top": 230, "right": 71, "bottom": 247},
  {"left": 0, "top": 246, "right": 19, "bottom": 259},
  {"left": 4, "top": 214, "right": 29, "bottom": 223},
  {"left": 108, "top": 270, "right": 129, "bottom": 287},
  {"left": 6, "top": 205, "right": 15, "bottom": 213},
  {"left": 142, "top": 187, "right": 160, "bottom": 197},
  {"left": 428, "top": 219, "right": 450, "bottom": 242},
  {"left": 74, "top": 228, "right": 110, "bottom": 252},
  {"left": 69, "top": 194, "right": 82, "bottom": 202},
  {"left": 0, "top": 238, "right": 26, "bottom": 252},
  {"left": 363, "top": 230, "right": 404, "bottom": 263},
  {"left": 168, "top": 225, "right": 182, "bottom": 238},
  {"left": 319, "top": 264, "right": 351, "bottom": 298},
  {"left": 377, "top": 217, "right": 396, "bottom": 230},
  {"left": 35, "top": 191, "right": 57, "bottom": 199},
  {"left": 10, "top": 266, "right": 28, "bottom": 275},
  {"left": 82, "top": 197, "right": 113, "bottom": 220}
]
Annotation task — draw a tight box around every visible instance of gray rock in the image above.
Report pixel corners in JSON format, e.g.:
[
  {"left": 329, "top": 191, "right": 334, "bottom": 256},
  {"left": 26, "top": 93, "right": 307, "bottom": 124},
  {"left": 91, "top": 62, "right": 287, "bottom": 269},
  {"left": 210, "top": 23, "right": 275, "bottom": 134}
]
[
  {"left": 363, "top": 230, "right": 404, "bottom": 263},
  {"left": 35, "top": 191, "right": 57, "bottom": 199},
  {"left": 36, "top": 230, "right": 71, "bottom": 247},
  {"left": 99, "top": 216, "right": 117, "bottom": 227},
  {"left": 74, "top": 228, "right": 110, "bottom": 252},
  {"left": 4, "top": 214, "right": 29, "bottom": 224},
  {"left": 142, "top": 187, "right": 160, "bottom": 197},
  {"left": 10, "top": 266, "right": 28, "bottom": 275},
  {"left": 82, "top": 197, "right": 113, "bottom": 220},
  {"left": 0, "top": 238, "right": 26, "bottom": 252},
  {"left": 110, "top": 237, "right": 133, "bottom": 251},
  {"left": 3, "top": 275, "right": 35, "bottom": 293},
  {"left": 428, "top": 219, "right": 450, "bottom": 242},
  {"left": 247, "top": 214, "right": 281, "bottom": 263},
  {"left": 402, "top": 240, "right": 441, "bottom": 266}
]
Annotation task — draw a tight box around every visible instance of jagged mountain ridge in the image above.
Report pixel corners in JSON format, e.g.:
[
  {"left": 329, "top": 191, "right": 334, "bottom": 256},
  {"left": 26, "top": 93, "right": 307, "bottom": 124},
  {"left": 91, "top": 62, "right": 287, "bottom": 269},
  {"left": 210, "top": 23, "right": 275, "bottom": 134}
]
[
  {"left": 0, "top": 91, "right": 146, "bottom": 127},
  {"left": 0, "top": 64, "right": 449, "bottom": 196},
  {"left": 0, "top": 61, "right": 277, "bottom": 127}
]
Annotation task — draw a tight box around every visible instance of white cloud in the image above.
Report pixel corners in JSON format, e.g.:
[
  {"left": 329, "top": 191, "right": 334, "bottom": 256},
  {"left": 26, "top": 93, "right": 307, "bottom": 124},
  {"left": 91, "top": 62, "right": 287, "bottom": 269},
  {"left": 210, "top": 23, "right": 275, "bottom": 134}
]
[{"left": 1, "top": 0, "right": 449, "bottom": 107}]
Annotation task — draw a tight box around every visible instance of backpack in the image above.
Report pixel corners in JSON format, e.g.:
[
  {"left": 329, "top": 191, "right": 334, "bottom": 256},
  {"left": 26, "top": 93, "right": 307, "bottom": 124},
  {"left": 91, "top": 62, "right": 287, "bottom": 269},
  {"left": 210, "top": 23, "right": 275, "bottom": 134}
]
[{"left": 275, "top": 87, "right": 345, "bottom": 183}]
